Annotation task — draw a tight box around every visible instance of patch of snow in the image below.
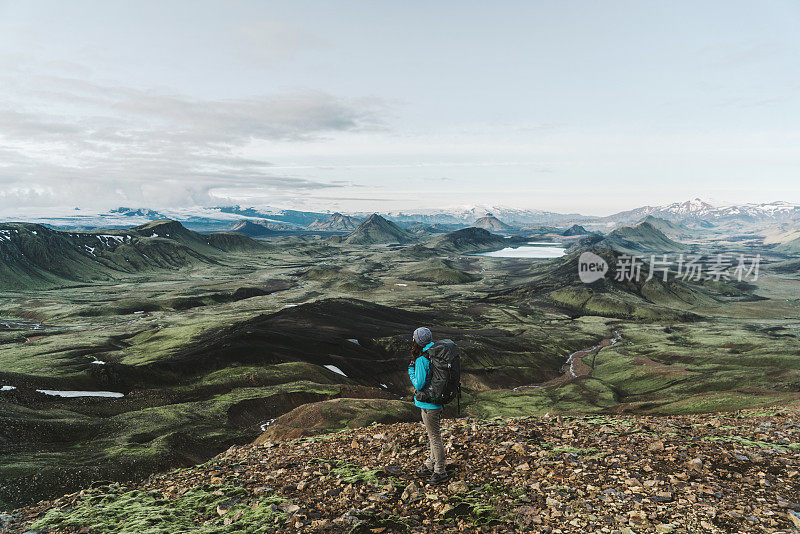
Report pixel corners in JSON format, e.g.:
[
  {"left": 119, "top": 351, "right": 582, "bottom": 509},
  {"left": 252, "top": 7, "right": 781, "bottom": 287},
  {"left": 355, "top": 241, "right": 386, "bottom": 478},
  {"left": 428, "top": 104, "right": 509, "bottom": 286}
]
[
  {"left": 36, "top": 390, "right": 124, "bottom": 398},
  {"left": 380, "top": 383, "right": 388, "bottom": 389},
  {"left": 133, "top": 310, "right": 145, "bottom": 314},
  {"left": 150, "top": 233, "right": 159, "bottom": 238},
  {"left": 260, "top": 419, "right": 276, "bottom": 432},
  {"left": 100, "top": 235, "right": 124, "bottom": 243},
  {"left": 395, "top": 283, "right": 408, "bottom": 287},
  {"left": 323, "top": 364, "right": 348, "bottom": 377},
  {"left": 283, "top": 304, "right": 298, "bottom": 308},
  {"left": 91, "top": 360, "right": 106, "bottom": 365},
  {"left": 346, "top": 338, "right": 360, "bottom": 346},
  {"left": 1, "top": 385, "right": 16, "bottom": 391}
]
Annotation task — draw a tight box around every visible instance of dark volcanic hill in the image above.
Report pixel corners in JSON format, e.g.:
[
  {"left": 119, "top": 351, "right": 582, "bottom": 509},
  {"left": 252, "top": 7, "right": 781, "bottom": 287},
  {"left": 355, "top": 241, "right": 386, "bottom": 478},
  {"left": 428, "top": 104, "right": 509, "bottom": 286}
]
[
  {"left": 562, "top": 224, "right": 590, "bottom": 236},
  {"left": 638, "top": 215, "right": 694, "bottom": 240},
  {"left": 472, "top": 214, "right": 513, "bottom": 232},
  {"left": 143, "top": 297, "right": 562, "bottom": 394},
  {"left": 0, "top": 219, "right": 262, "bottom": 290},
  {"left": 429, "top": 227, "right": 508, "bottom": 253},
  {"left": 0, "top": 297, "right": 564, "bottom": 509},
  {"left": 344, "top": 214, "right": 414, "bottom": 245},
  {"left": 230, "top": 220, "right": 277, "bottom": 237},
  {"left": 591, "top": 221, "right": 684, "bottom": 254},
  {"left": 307, "top": 212, "right": 360, "bottom": 232}
]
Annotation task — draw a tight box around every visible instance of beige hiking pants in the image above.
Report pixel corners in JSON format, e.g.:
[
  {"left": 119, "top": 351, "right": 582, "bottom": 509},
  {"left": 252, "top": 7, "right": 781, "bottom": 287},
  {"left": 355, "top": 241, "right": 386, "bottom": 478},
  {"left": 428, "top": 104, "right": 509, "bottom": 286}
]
[{"left": 421, "top": 408, "right": 446, "bottom": 474}]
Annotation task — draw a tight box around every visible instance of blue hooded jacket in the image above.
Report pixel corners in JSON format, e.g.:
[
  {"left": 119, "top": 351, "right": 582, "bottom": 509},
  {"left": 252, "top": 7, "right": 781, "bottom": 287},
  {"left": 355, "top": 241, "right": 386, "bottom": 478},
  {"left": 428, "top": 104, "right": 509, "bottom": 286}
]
[{"left": 408, "top": 341, "right": 443, "bottom": 410}]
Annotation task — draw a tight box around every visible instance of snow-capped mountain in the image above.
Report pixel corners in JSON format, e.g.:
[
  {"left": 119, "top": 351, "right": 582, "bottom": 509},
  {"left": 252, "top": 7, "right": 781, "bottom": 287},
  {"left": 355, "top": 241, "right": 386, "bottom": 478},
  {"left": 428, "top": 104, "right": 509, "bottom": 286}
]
[
  {"left": 3, "top": 198, "right": 800, "bottom": 232},
  {"left": 603, "top": 198, "right": 800, "bottom": 226},
  {"left": 0, "top": 205, "right": 324, "bottom": 232},
  {"left": 380, "top": 205, "right": 593, "bottom": 226},
  {"left": 710, "top": 202, "right": 800, "bottom": 220},
  {"left": 664, "top": 198, "right": 716, "bottom": 216}
]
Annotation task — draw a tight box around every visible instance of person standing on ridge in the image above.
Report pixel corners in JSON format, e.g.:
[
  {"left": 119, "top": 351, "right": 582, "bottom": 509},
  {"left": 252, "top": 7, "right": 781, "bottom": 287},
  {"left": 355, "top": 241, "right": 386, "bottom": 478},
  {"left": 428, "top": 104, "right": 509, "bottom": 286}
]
[{"left": 408, "top": 326, "right": 449, "bottom": 485}]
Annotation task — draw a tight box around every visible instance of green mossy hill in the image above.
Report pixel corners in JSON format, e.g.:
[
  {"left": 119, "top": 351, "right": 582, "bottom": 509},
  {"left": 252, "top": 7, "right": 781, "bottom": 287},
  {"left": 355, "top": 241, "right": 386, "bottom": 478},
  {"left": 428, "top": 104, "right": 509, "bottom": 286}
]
[
  {"left": 131, "top": 219, "right": 263, "bottom": 253},
  {"left": 591, "top": 221, "right": 685, "bottom": 254},
  {"left": 0, "top": 220, "right": 263, "bottom": 290},
  {"left": 0, "top": 223, "right": 119, "bottom": 289},
  {"left": 344, "top": 214, "right": 414, "bottom": 245},
  {"left": 428, "top": 227, "right": 508, "bottom": 253},
  {"left": 135, "top": 298, "right": 560, "bottom": 384},
  {"left": 229, "top": 220, "right": 278, "bottom": 237},
  {"left": 295, "top": 265, "right": 380, "bottom": 291},
  {"left": 0, "top": 378, "right": 380, "bottom": 508},
  {"left": 400, "top": 258, "right": 480, "bottom": 285},
  {"left": 501, "top": 248, "right": 755, "bottom": 321},
  {"left": 776, "top": 235, "right": 800, "bottom": 253},
  {"left": 562, "top": 224, "right": 591, "bottom": 236},
  {"left": 471, "top": 214, "right": 513, "bottom": 232},
  {"left": 638, "top": 215, "right": 694, "bottom": 240}
]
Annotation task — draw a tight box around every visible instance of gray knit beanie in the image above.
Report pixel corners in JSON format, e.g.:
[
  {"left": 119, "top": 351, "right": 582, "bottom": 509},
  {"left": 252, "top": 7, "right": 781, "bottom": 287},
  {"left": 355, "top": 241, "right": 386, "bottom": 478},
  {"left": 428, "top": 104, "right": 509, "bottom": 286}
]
[{"left": 413, "top": 327, "right": 432, "bottom": 346}]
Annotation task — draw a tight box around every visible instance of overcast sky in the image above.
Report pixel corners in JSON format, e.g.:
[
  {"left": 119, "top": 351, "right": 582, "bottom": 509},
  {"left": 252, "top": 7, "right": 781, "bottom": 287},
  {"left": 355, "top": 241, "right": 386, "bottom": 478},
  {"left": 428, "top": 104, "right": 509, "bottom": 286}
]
[{"left": 1, "top": 1, "right": 799, "bottom": 215}]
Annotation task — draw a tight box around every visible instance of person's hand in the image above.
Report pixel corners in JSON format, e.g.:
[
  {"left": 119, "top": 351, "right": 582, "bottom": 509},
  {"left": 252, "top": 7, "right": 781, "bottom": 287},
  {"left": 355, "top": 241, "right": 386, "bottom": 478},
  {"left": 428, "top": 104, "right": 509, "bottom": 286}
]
[{"left": 408, "top": 356, "right": 416, "bottom": 368}]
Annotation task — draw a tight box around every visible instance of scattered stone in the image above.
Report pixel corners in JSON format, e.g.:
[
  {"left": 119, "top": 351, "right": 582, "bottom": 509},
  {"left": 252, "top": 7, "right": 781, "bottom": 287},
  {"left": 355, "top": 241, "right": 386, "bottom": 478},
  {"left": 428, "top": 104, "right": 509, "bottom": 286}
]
[
  {"left": 789, "top": 510, "right": 800, "bottom": 529},
  {"left": 7, "top": 411, "right": 800, "bottom": 533},
  {"left": 401, "top": 481, "right": 420, "bottom": 502},
  {"left": 446, "top": 480, "right": 468, "bottom": 493}
]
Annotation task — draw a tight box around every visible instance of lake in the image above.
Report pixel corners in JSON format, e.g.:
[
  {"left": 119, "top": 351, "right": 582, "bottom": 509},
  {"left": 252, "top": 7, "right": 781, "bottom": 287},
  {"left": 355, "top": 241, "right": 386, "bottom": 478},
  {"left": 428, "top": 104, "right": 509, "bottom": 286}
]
[{"left": 474, "top": 243, "right": 566, "bottom": 258}]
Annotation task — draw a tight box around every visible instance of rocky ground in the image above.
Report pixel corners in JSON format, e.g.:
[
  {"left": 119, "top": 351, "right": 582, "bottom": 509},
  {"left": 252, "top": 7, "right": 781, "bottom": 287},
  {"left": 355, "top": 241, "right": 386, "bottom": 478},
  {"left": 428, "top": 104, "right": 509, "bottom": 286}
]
[{"left": 4, "top": 408, "right": 800, "bottom": 533}]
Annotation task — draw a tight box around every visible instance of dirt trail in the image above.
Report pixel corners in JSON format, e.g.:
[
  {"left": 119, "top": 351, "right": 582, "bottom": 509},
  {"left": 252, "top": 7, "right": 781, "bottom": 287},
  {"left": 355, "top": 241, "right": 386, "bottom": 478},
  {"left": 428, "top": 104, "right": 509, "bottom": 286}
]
[{"left": 513, "top": 330, "right": 621, "bottom": 390}]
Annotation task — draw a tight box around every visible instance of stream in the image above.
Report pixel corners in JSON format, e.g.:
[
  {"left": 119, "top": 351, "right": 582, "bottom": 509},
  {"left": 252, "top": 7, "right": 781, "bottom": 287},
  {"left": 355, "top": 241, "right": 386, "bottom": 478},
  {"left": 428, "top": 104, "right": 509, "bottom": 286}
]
[{"left": 512, "top": 330, "right": 622, "bottom": 391}]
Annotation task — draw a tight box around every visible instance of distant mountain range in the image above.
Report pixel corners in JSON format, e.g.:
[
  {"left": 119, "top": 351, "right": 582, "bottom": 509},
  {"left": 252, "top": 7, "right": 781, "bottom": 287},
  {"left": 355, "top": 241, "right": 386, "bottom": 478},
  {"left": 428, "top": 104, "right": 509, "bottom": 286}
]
[
  {"left": 4, "top": 198, "right": 800, "bottom": 233},
  {"left": 230, "top": 220, "right": 278, "bottom": 237},
  {"left": 600, "top": 198, "right": 800, "bottom": 227},
  {"left": 380, "top": 205, "right": 591, "bottom": 226},
  {"left": 307, "top": 213, "right": 360, "bottom": 232}
]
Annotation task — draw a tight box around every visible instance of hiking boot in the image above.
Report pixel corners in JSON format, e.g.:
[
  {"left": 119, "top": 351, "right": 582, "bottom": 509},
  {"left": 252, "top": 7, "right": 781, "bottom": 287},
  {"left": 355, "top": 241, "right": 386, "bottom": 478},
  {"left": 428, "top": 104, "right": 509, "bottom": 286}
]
[
  {"left": 416, "top": 465, "right": 433, "bottom": 477},
  {"left": 427, "top": 471, "right": 449, "bottom": 486}
]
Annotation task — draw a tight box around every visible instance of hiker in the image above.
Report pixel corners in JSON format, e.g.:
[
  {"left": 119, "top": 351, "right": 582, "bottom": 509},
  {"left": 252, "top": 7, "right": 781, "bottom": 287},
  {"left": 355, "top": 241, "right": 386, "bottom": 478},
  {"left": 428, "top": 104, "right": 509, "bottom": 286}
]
[{"left": 408, "top": 327, "right": 450, "bottom": 485}]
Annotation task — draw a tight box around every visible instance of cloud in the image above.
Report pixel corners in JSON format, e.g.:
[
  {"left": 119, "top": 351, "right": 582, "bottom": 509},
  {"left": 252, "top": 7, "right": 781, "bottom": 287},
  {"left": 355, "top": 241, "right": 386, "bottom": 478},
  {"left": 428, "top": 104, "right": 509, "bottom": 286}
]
[{"left": 0, "top": 74, "right": 385, "bottom": 208}]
